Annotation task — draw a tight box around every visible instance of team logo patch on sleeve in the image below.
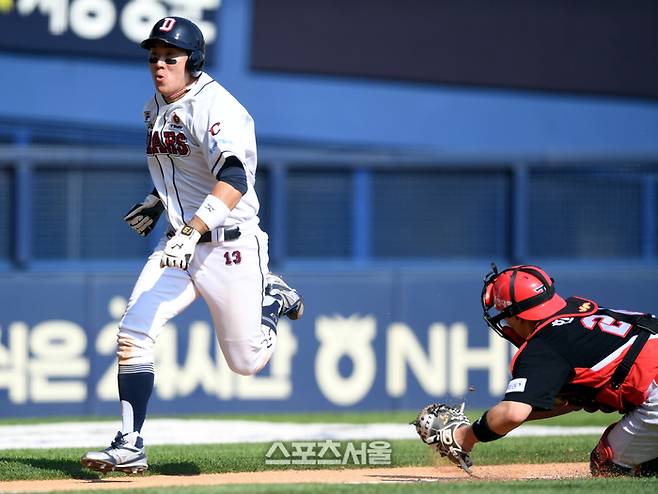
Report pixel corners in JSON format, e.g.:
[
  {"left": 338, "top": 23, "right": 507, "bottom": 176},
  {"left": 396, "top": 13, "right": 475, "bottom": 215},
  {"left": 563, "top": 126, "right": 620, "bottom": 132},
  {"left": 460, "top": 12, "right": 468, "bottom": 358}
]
[{"left": 506, "top": 378, "right": 527, "bottom": 393}]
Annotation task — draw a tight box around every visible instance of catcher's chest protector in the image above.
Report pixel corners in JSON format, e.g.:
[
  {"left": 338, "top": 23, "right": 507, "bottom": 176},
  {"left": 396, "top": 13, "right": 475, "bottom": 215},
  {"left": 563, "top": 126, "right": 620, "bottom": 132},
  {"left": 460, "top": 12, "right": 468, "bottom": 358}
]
[{"left": 511, "top": 297, "right": 658, "bottom": 411}]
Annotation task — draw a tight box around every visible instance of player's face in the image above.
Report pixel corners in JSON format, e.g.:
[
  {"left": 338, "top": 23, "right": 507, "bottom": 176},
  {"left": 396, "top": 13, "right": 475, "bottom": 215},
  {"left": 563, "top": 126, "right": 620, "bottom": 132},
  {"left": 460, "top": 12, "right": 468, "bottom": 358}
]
[
  {"left": 505, "top": 316, "right": 536, "bottom": 340},
  {"left": 148, "top": 44, "right": 193, "bottom": 98}
]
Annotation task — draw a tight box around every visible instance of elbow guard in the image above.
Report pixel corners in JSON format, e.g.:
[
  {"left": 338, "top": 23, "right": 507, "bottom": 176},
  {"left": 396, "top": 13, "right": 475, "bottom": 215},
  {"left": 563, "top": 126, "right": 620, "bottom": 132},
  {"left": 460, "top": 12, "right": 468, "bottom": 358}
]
[{"left": 216, "top": 155, "right": 248, "bottom": 195}]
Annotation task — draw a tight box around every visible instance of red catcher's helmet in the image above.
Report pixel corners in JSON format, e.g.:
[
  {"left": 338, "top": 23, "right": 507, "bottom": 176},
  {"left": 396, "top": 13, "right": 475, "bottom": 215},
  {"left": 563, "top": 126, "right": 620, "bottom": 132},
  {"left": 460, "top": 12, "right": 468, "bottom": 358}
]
[{"left": 481, "top": 263, "right": 566, "bottom": 340}]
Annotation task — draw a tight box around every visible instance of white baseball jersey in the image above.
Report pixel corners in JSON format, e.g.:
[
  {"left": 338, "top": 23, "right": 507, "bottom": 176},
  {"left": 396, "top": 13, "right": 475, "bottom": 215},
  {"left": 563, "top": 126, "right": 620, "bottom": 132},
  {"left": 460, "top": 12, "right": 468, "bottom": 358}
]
[
  {"left": 143, "top": 72, "right": 260, "bottom": 233},
  {"left": 118, "top": 72, "right": 277, "bottom": 378}
]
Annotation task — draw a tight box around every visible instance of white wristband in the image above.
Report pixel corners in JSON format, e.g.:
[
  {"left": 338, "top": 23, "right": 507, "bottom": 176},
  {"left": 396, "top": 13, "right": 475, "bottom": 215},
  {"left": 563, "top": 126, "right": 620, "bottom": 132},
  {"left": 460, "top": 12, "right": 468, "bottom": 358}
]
[{"left": 194, "top": 194, "right": 231, "bottom": 231}]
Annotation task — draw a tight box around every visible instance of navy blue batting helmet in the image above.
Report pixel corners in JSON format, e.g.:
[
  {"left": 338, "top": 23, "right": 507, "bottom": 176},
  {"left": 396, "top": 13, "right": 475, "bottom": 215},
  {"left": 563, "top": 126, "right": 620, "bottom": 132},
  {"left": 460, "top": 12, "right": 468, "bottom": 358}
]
[{"left": 141, "top": 17, "right": 205, "bottom": 77}]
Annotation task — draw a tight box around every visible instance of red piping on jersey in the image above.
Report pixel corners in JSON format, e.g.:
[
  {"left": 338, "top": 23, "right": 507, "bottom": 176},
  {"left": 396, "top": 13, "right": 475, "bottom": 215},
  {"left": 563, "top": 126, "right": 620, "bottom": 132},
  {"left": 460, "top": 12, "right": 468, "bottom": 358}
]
[{"left": 509, "top": 297, "right": 598, "bottom": 374}]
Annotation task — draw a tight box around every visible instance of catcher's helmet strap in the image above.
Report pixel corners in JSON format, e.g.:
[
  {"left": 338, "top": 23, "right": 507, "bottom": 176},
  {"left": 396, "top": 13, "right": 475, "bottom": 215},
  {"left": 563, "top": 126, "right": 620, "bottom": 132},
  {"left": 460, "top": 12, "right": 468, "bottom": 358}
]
[
  {"left": 507, "top": 283, "right": 555, "bottom": 317},
  {"left": 487, "top": 283, "right": 555, "bottom": 326}
]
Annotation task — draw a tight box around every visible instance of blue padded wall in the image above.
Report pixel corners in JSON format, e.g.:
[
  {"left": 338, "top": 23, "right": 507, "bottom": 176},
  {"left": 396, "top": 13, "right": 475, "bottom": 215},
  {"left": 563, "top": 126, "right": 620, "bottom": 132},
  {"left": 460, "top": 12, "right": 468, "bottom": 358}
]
[
  {"left": 287, "top": 169, "right": 352, "bottom": 257},
  {"left": 529, "top": 171, "right": 642, "bottom": 258},
  {"left": 32, "top": 169, "right": 153, "bottom": 259},
  {"left": 372, "top": 170, "right": 509, "bottom": 257},
  {"left": 0, "top": 169, "right": 10, "bottom": 260}
]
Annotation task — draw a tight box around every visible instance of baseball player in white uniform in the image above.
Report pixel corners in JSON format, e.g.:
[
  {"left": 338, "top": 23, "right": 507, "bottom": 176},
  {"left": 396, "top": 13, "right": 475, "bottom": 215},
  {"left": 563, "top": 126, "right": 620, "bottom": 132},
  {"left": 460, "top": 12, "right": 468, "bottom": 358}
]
[{"left": 81, "top": 16, "right": 303, "bottom": 474}]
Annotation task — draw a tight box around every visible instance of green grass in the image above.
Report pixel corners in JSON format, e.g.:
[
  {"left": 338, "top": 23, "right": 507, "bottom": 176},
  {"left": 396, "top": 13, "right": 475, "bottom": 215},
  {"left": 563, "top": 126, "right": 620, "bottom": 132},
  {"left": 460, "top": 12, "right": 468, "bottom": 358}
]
[
  {"left": 0, "top": 436, "right": 602, "bottom": 482},
  {"left": 2, "top": 432, "right": 653, "bottom": 494},
  {"left": 0, "top": 411, "right": 628, "bottom": 493},
  {"left": 0, "top": 409, "right": 617, "bottom": 426}
]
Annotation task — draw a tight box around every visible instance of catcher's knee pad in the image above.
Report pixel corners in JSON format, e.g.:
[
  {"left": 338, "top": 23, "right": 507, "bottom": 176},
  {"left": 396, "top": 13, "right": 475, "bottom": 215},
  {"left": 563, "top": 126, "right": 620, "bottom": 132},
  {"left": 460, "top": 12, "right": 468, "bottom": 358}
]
[
  {"left": 116, "top": 330, "right": 154, "bottom": 365},
  {"left": 590, "top": 422, "right": 632, "bottom": 477}
]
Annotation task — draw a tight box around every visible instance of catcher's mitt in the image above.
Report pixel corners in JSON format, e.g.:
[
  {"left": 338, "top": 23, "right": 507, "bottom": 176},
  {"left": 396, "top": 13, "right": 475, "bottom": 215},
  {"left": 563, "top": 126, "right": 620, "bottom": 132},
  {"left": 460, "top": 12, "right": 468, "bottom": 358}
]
[{"left": 412, "top": 402, "right": 473, "bottom": 473}]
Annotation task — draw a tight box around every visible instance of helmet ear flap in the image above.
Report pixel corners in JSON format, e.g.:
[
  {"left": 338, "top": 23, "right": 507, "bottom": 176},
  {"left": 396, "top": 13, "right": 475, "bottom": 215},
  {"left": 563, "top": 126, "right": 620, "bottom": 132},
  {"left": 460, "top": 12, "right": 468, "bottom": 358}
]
[
  {"left": 186, "top": 50, "right": 204, "bottom": 77},
  {"left": 482, "top": 282, "right": 494, "bottom": 309}
]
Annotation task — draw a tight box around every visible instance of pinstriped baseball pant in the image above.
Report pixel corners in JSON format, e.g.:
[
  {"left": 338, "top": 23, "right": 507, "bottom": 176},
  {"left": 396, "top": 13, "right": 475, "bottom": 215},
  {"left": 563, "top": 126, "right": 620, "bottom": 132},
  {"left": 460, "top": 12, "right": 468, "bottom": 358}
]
[{"left": 117, "top": 228, "right": 276, "bottom": 376}]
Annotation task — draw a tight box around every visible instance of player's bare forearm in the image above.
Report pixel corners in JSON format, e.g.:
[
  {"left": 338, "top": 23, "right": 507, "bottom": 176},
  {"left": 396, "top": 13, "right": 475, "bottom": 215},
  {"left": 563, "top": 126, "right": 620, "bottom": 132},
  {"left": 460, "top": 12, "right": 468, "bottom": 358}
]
[
  {"left": 189, "top": 181, "right": 242, "bottom": 233},
  {"left": 211, "top": 180, "right": 243, "bottom": 209},
  {"left": 188, "top": 216, "right": 211, "bottom": 234},
  {"left": 486, "top": 401, "right": 533, "bottom": 432}
]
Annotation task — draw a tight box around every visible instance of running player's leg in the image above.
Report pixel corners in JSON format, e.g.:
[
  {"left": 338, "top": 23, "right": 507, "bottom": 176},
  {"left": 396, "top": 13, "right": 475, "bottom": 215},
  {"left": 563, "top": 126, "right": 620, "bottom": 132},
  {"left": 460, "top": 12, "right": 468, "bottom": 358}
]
[
  {"left": 117, "top": 249, "right": 199, "bottom": 431},
  {"left": 195, "top": 231, "right": 277, "bottom": 375},
  {"left": 81, "top": 245, "right": 199, "bottom": 473}
]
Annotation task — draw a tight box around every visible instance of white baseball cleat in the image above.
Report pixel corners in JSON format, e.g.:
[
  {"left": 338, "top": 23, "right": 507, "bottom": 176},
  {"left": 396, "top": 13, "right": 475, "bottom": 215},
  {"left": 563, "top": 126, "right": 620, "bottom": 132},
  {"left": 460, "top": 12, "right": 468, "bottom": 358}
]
[
  {"left": 80, "top": 431, "right": 148, "bottom": 474},
  {"left": 266, "top": 273, "right": 304, "bottom": 320}
]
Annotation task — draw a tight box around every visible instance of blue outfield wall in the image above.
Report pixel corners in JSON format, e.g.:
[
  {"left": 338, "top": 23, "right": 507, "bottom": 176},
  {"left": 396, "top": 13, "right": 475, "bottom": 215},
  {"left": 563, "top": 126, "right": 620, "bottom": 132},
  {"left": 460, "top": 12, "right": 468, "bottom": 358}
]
[{"left": 1, "top": 264, "right": 658, "bottom": 417}]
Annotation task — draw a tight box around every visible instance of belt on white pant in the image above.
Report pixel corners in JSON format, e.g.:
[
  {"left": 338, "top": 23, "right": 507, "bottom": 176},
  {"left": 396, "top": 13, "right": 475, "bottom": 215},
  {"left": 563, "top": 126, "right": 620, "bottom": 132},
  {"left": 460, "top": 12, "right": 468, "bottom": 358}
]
[{"left": 166, "top": 227, "right": 241, "bottom": 243}]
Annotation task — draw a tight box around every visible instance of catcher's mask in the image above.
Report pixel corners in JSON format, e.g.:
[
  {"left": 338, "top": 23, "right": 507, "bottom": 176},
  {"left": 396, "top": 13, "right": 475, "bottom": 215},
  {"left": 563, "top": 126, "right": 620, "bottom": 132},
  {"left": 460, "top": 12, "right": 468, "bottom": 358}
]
[
  {"left": 141, "top": 17, "right": 206, "bottom": 77},
  {"left": 481, "top": 263, "right": 566, "bottom": 341}
]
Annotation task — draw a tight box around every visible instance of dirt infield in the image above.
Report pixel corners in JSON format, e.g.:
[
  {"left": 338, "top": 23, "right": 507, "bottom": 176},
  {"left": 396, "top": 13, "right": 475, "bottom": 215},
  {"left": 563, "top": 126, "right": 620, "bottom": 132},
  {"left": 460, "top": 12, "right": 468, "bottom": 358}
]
[{"left": 0, "top": 463, "right": 590, "bottom": 492}]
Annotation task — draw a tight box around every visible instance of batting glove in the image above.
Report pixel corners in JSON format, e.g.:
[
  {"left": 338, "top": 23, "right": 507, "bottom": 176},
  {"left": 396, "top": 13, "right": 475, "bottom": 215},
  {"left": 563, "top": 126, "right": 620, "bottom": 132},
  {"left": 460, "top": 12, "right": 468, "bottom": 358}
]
[
  {"left": 123, "top": 194, "right": 165, "bottom": 237},
  {"left": 160, "top": 225, "right": 202, "bottom": 270}
]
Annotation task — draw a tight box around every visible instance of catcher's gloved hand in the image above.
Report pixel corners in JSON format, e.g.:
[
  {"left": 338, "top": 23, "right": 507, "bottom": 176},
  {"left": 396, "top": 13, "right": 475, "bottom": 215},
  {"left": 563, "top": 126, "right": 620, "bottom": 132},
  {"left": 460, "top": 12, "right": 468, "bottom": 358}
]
[
  {"left": 160, "top": 225, "right": 202, "bottom": 270},
  {"left": 123, "top": 193, "right": 165, "bottom": 237},
  {"left": 412, "top": 402, "right": 473, "bottom": 473}
]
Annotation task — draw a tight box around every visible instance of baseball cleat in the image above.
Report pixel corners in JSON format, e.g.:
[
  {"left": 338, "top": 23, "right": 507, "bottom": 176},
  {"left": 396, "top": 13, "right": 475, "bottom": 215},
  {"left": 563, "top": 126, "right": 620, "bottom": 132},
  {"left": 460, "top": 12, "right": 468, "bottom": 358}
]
[
  {"left": 266, "top": 273, "right": 304, "bottom": 320},
  {"left": 80, "top": 431, "right": 148, "bottom": 474}
]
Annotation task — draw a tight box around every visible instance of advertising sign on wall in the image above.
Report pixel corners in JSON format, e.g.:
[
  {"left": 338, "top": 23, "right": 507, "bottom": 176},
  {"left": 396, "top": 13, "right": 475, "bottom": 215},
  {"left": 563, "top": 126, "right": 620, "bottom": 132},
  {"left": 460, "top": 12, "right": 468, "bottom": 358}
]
[
  {"left": 0, "top": 270, "right": 513, "bottom": 416},
  {"left": 0, "top": 0, "right": 221, "bottom": 60},
  {"left": 2, "top": 267, "right": 656, "bottom": 417}
]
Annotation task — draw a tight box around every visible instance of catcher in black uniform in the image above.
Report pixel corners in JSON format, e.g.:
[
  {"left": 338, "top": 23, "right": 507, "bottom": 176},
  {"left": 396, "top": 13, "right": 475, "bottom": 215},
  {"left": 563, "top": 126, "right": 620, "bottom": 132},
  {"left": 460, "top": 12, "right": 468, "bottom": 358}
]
[{"left": 413, "top": 264, "right": 658, "bottom": 477}]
